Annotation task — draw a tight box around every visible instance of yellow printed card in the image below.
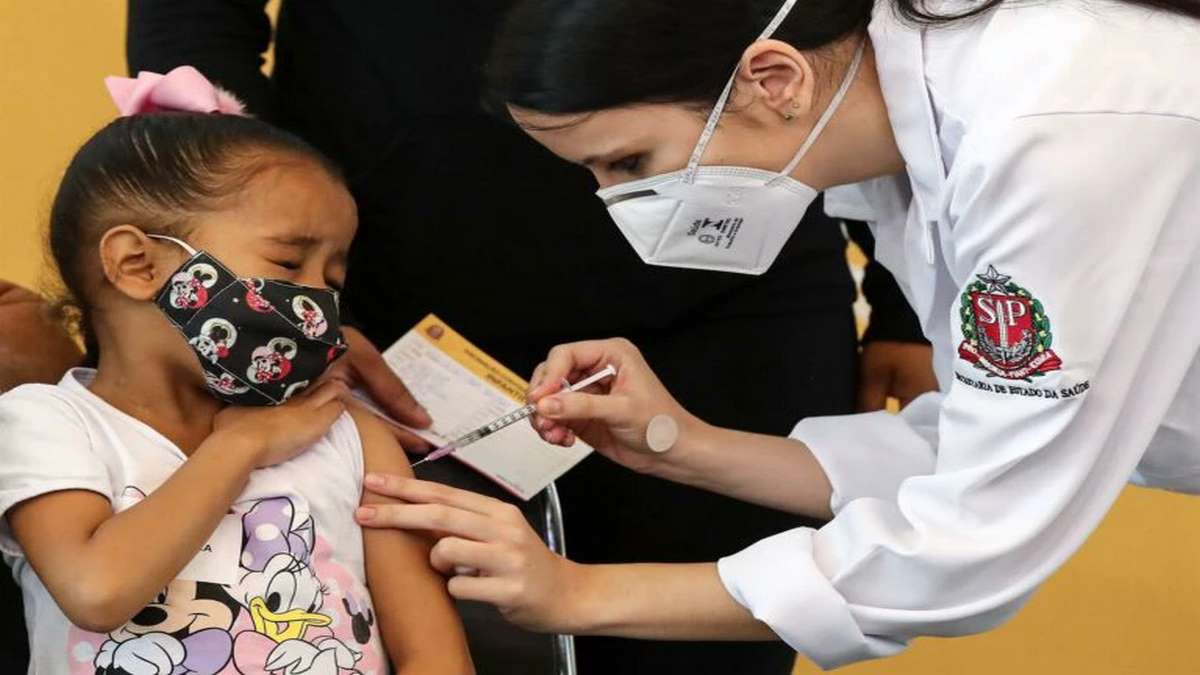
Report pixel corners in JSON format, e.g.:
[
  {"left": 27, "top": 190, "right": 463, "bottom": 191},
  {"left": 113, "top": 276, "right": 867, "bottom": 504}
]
[{"left": 375, "top": 314, "right": 592, "bottom": 500}]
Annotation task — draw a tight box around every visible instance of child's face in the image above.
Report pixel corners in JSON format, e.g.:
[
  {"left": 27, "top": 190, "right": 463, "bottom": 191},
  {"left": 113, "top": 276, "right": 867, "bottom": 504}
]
[{"left": 180, "top": 160, "right": 357, "bottom": 291}]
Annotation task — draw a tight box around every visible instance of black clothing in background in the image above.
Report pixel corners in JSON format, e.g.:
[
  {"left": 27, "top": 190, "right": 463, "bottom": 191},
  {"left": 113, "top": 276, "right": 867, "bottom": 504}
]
[
  {"left": 124, "top": 2, "right": 922, "bottom": 673},
  {"left": 846, "top": 221, "right": 927, "bottom": 344},
  {"left": 0, "top": 568, "right": 28, "bottom": 672}
]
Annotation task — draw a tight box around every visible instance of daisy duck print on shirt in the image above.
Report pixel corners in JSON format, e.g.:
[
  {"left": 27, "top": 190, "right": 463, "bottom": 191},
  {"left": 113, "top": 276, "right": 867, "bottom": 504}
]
[{"left": 71, "top": 495, "right": 386, "bottom": 675}]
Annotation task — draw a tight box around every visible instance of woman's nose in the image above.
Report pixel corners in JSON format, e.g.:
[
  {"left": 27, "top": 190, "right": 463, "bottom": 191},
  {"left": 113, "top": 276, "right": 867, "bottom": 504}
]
[{"left": 592, "top": 170, "right": 617, "bottom": 190}]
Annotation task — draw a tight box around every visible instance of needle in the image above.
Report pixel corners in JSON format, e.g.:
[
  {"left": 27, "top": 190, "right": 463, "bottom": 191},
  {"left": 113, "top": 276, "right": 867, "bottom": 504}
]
[{"left": 410, "top": 364, "right": 617, "bottom": 468}]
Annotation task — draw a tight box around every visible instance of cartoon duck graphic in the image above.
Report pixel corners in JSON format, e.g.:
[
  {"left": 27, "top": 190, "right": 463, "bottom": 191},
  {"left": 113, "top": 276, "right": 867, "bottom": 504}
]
[
  {"left": 77, "top": 492, "right": 373, "bottom": 675},
  {"left": 230, "top": 497, "right": 361, "bottom": 674}
]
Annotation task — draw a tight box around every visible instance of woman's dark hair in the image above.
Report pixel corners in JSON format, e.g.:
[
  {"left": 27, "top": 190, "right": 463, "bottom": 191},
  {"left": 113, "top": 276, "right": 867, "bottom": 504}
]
[
  {"left": 896, "top": 0, "right": 1199, "bottom": 23},
  {"left": 48, "top": 112, "right": 342, "bottom": 360},
  {"left": 487, "top": 0, "right": 1200, "bottom": 116}
]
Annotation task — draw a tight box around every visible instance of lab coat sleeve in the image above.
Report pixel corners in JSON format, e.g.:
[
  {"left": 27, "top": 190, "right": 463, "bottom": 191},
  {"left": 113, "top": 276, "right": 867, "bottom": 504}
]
[{"left": 719, "top": 113, "right": 1200, "bottom": 668}]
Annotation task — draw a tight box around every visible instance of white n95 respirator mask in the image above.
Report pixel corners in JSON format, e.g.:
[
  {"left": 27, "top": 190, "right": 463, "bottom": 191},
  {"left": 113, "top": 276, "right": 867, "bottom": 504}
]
[{"left": 595, "top": 0, "right": 864, "bottom": 275}]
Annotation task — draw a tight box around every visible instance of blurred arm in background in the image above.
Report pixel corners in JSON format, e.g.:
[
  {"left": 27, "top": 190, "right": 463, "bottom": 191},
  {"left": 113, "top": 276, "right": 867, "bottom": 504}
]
[
  {"left": 0, "top": 281, "right": 82, "bottom": 391},
  {"left": 845, "top": 221, "right": 938, "bottom": 411}
]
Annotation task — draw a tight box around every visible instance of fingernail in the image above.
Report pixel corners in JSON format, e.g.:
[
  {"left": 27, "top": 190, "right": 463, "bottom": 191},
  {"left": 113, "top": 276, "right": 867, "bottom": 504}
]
[
  {"left": 356, "top": 506, "right": 376, "bottom": 521},
  {"left": 540, "top": 398, "right": 562, "bottom": 416},
  {"left": 364, "top": 473, "right": 385, "bottom": 488}
]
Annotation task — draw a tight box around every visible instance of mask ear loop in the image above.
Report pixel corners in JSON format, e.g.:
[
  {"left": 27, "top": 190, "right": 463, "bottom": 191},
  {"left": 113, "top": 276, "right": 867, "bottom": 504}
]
[
  {"left": 682, "top": 0, "right": 800, "bottom": 185},
  {"left": 768, "top": 37, "right": 866, "bottom": 187},
  {"left": 147, "top": 233, "right": 199, "bottom": 256}
]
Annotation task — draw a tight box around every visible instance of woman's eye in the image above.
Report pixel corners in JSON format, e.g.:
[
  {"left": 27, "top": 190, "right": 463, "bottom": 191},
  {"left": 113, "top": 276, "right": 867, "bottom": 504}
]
[
  {"left": 609, "top": 155, "right": 644, "bottom": 174},
  {"left": 271, "top": 260, "right": 302, "bottom": 271}
]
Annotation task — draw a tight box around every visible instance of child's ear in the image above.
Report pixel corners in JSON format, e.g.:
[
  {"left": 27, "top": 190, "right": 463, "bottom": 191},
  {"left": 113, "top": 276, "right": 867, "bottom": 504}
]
[{"left": 98, "top": 225, "right": 178, "bottom": 301}]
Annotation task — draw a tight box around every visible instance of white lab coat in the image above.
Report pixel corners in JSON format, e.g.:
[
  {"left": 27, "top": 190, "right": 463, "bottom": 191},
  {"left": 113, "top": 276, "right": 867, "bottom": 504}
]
[{"left": 716, "top": 0, "right": 1200, "bottom": 668}]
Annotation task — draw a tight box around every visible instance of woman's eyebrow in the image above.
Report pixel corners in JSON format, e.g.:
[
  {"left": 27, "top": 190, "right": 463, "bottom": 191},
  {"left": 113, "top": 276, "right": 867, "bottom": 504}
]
[{"left": 582, "top": 148, "right": 634, "bottom": 168}]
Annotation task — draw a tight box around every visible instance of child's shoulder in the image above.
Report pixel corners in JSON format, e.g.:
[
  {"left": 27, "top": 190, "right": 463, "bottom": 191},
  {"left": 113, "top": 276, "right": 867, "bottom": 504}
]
[
  {"left": 0, "top": 380, "right": 95, "bottom": 464},
  {"left": 0, "top": 377, "right": 88, "bottom": 431},
  {"left": 294, "top": 408, "right": 366, "bottom": 478},
  {"left": 344, "top": 402, "right": 415, "bottom": 479},
  {"left": 327, "top": 407, "right": 364, "bottom": 457}
]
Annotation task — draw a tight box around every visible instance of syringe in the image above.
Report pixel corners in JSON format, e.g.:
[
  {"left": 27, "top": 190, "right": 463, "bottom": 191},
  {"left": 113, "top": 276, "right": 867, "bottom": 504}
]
[{"left": 410, "top": 364, "right": 617, "bottom": 468}]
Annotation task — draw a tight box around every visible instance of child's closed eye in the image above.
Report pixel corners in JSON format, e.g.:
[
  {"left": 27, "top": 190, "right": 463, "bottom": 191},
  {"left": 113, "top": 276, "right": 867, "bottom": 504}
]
[{"left": 270, "top": 259, "right": 303, "bottom": 271}]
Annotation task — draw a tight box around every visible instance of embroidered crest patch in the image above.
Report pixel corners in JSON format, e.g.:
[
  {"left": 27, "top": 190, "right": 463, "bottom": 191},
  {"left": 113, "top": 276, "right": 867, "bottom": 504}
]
[{"left": 958, "top": 266, "right": 1062, "bottom": 380}]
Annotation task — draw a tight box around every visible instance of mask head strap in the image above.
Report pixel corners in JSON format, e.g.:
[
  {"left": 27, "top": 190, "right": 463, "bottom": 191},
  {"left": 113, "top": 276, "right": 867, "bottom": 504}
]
[
  {"left": 683, "top": 0, "right": 865, "bottom": 187},
  {"left": 148, "top": 233, "right": 199, "bottom": 256},
  {"left": 770, "top": 38, "right": 865, "bottom": 185},
  {"left": 683, "top": 0, "right": 799, "bottom": 184}
]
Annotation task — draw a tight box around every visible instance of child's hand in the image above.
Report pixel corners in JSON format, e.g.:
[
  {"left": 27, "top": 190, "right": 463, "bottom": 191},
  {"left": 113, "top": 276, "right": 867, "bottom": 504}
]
[{"left": 213, "top": 380, "right": 350, "bottom": 468}]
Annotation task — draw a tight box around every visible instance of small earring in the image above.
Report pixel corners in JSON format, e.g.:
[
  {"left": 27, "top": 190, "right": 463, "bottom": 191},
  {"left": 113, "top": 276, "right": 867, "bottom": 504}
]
[{"left": 783, "top": 112, "right": 795, "bottom": 121}]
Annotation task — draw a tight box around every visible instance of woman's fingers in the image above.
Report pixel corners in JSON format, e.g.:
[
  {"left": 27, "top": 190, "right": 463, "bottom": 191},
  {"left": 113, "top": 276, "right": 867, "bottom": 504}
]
[
  {"left": 528, "top": 339, "right": 633, "bottom": 399},
  {"left": 430, "top": 536, "right": 520, "bottom": 576},
  {"left": 362, "top": 474, "right": 524, "bottom": 520},
  {"left": 356, "top": 502, "right": 506, "bottom": 543},
  {"left": 446, "top": 574, "right": 519, "bottom": 606},
  {"left": 537, "top": 391, "right": 631, "bottom": 426}
]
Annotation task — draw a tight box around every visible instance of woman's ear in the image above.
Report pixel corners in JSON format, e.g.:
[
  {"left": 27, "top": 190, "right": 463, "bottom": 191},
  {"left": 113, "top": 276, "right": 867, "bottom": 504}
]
[
  {"left": 98, "top": 225, "right": 177, "bottom": 301},
  {"left": 736, "top": 39, "right": 817, "bottom": 121}
]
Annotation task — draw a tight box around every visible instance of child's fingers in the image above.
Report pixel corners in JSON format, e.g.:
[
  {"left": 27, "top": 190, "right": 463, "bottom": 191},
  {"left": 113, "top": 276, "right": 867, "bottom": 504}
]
[
  {"left": 304, "top": 398, "right": 346, "bottom": 435},
  {"left": 294, "top": 379, "right": 350, "bottom": 409}
]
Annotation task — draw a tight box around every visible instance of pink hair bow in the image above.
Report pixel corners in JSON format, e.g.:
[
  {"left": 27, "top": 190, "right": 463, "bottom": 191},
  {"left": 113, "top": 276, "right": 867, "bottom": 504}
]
[{"left": 104, "top": 65, "right": 245, "bottom": 117}]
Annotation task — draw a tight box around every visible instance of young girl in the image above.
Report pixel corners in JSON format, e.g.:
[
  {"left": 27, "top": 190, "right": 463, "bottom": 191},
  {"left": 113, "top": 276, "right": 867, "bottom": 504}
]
[{"left": 0, "top": 67, "right": 474, "bottom": 675}]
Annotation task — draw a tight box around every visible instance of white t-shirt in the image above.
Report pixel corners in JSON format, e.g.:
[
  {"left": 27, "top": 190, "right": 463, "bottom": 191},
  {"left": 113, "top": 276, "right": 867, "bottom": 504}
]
[{"left": 0, "top": 369, "right": 389, "bottom": 675}]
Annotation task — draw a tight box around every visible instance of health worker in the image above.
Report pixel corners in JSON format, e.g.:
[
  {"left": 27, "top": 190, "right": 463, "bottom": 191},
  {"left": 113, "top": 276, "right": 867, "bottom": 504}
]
[{"left": 355, "top": 0, "right": 1200, "bottom": 667}]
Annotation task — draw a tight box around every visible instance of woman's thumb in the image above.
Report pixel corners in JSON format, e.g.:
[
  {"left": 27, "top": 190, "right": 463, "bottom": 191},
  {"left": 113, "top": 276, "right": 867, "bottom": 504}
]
[{"left": 537, "top": 391, "right": 630, "bottom": 425}]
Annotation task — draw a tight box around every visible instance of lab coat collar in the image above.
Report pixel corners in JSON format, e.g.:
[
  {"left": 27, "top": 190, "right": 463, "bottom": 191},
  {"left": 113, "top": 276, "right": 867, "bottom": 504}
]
[{"left": 868, "top": 1, "right": 948, "bottom": 222}]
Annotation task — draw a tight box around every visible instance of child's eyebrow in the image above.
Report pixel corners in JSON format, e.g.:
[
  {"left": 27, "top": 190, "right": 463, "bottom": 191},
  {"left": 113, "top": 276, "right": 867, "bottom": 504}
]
[
  {"left": 264, "top": 234, "right": 348, "bottom": 265},
  {"left": 264, "top": 234, "right": 319, "bottom": 248}
]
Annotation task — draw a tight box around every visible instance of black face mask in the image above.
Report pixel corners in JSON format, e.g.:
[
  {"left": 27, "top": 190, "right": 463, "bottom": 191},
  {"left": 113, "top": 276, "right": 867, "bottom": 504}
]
[{"left": 150, "top": 234, "right": 347, "bottom": 406}]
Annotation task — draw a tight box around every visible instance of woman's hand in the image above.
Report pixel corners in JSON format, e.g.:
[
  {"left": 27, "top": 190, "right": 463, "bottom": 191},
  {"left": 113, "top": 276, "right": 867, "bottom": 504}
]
[
  {"left": 356, "top": 475, "right": 583, "bottom": 633},
  {"left": 213, "top": 379, "right": 349, "bottom": 467},
  {"left": 529, "top": 338, "right": 834, "bottom": 517},
  {"left": 527, "top": 338, "right": 705, "bottom": 474},
  {"left": 357, "top": 475, "right": 779, "bottom": 642}
]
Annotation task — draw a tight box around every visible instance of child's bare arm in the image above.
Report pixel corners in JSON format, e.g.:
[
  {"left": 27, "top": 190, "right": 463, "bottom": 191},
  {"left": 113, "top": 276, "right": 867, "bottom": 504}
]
[
  {"left": 8, "top": 434, "right": 259, "bottom": 632},
  {"left": 6, "top": 382, "right": 346, "bottom": 632},
  {"left": 351, "top": 405, "right": 475, "bottom": 675}
]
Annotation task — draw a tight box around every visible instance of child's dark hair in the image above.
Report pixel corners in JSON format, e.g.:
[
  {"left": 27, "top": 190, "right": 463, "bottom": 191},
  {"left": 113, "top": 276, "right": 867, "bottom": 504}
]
[{"left": 48, "top": 112, "right": 343, "bottom": 361}]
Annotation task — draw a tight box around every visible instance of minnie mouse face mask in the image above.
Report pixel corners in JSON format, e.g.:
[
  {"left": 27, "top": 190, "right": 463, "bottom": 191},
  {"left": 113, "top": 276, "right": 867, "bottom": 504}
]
[{"left": 149, "top": 234, "right": 348, "bottom": 406}]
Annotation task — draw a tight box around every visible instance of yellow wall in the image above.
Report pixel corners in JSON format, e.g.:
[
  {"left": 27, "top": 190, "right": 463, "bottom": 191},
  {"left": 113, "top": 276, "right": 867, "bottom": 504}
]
[
  {"left": 0, "top": 2, "right": 127, "bottom": 292},
  {"left": 3, "top": 4, "right": 1197, "bottom": 674}
]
